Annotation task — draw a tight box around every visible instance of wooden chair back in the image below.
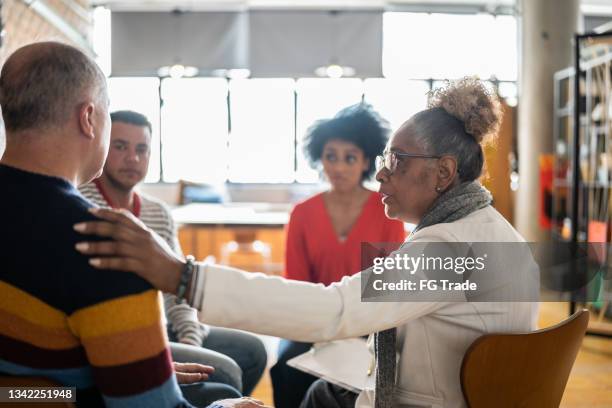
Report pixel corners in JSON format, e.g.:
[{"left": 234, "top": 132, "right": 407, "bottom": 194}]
[{"left": 461, "top": 309, "right": 589, "bottom": 408}]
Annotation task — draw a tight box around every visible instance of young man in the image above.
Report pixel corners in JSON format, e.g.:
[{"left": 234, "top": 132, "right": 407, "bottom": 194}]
[
  {"left": 0, "top": 42, "right": 266, "bottom": 408},
  {"left": 78, "top": 110, "right": 267, "bottom": 397}
]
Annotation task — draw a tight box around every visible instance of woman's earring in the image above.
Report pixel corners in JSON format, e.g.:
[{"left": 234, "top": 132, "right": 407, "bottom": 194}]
[{"left": 435, "top": 186, "right": 442, "bottom": 193}]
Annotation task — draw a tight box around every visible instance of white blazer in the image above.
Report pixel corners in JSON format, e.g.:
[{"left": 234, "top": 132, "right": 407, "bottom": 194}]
[{"left": 194, "top": 206, "right": 539, "bottom": 408}]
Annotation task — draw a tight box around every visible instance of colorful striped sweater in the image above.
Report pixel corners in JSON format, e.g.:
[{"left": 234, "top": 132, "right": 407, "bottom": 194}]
[
  {"left": 79, "top": 181, "right": 208, "bottom": 346},
  {"left": 0, "top": 164, "right": 193, "bottom": 408}
]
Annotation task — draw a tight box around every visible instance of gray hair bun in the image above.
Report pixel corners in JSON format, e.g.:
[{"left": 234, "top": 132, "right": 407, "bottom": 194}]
[{"left": 428, "top": 77, "right": 502, "bottom": 144}]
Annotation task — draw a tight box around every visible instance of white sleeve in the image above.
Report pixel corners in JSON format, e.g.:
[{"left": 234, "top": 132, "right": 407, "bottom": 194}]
[{"left": 191, "top": 232, "right": 455, "bottom": 343}]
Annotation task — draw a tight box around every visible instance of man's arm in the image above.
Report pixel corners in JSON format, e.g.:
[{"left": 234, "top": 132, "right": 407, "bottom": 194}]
[
  {"left": 163, "top": 293, "right": 209, "bottom": 345},
  {"left": 67, "top": 287, "right": 192, "bottom": 407},
  {"left": 66, "top": 285, "right": 266, "bottom": 408}
]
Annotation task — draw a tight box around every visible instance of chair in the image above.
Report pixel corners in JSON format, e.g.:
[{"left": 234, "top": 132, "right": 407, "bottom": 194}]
[
  {"left": 0, "top": 376, "right": 76, "bottom": 407},
  {"left": 460, "top": 309, "right": 589, "bottom": 408},
  {"left": 178, "top": 180, "right": 224, "bottom": 205},
  {"left": 220, "top": 229, "right": 274, "bottom": 274}
]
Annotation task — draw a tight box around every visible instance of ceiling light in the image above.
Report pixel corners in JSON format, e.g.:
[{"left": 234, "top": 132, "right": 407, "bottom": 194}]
[
  {"left": 227, "top": 69, "right": 251, "bottom": 79},
  {"left": 211, "top": 68, "right": 251, "bottom": 79},
  {"left": 313, "top": 11, "right": 357, "bottom": 79},
  {"left": 157, "top": 64, "right": 199, "bottom": 78},
  {"left": 315, "top": 64, "right": 356, "bottom": 78}
]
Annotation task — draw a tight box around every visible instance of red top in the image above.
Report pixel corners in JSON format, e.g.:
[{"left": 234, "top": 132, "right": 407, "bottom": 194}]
[{"left": 284, "top": 191, "right": 406, "bottom": 286}]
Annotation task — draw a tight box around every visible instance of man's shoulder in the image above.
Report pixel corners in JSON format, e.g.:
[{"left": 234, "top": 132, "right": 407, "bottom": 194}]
[
  {"left": 138, "top": 192, "right": 172, "bottom": 214},
  {"left": 45, "top": 190, "right": 154, "bottom": 311},
  {"left": 138, "top": 192, "right": 174, "bottom": 224},
  {"left": 0, "top": 182, "right": 152, "bottom": 314},
  {"left": 78, "top": 182, "right": 108, "bottom": 208},
  {"left": 136, "top": 193, "right": 177, "bottom": 245},
  {"left": 41, "top": 182, "right": 99, "bottom": 223},
  {"left": 78, "top": 182, "right": 99, "bottom": 196}
]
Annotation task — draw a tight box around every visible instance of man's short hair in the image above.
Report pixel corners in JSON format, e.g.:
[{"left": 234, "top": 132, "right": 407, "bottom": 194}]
[
  {"left": 0, "top": 41, "right": 107, "bottom": 132},
  {"left": 110, "top": 110, "right": 152, "bottom": 134}
]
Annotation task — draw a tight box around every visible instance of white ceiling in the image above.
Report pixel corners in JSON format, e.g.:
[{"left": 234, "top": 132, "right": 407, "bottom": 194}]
[{"left": 96, "top": 0, "right": 612, "bottom": 14}]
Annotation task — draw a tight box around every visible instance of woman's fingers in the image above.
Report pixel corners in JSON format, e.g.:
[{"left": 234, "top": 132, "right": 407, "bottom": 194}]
[
  {"left": 87, "top": 257, "right": 144, "bottom": 272},
  {"left": 75, "top": 241, "right": 138, "bottom": 257},
  {"left": 88, "top": 207, "right": 147, "bottom": 231},
  {"left": 73, "top": 208, "right": 186, "bottom": 294},
  {"left": 74, "top": 219, "right": 141, "bottom": 243},
  {"left": 74, "top": 221, "right": 117, "bottom": 237}
]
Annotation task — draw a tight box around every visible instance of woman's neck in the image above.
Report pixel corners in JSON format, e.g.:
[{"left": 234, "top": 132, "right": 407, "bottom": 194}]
[{"left": 327, "top": 184, "right": 368, "bottom": 206}]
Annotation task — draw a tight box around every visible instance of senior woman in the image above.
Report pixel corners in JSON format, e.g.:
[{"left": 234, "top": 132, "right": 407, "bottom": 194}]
[{"left": 75, "top": 78, "right": 539, "bottom": 408}]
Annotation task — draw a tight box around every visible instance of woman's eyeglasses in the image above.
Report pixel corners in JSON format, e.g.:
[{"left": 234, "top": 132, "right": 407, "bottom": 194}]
[{"left": 375, "top": 150, "right": 441, "bottom": 175}]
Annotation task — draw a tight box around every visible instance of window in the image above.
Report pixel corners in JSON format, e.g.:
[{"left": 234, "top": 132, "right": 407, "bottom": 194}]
[
  {"left": 383, "top": 12, "right": 517, "bottom": 81},
  {"left": 104, "top": 12, "right": 517, "bottom": 184},
  {"left": 92, "top": 7, "right": 111, "bottom": 76},
  {"left": 228, "top": 79, "right": 295, "bottom": 183},
  {"left": 364, "top": 79, "right": 429, "bottom": 133},
  {"left": 161, "top": 78, "right": 228, "bottom": 183},
  {"left": 295, "top": 79, "right": 364, "bottom": 183}
]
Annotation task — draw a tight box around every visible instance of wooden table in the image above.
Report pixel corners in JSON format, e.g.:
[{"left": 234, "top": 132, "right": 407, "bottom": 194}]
[{"left": 172, "top": 203, "right": 291, "bottom": 273}]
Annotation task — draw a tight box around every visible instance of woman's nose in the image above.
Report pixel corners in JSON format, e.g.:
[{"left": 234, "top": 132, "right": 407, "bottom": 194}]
[
  {"left": 331, "top": 160, "right": 348, "bottom": 171},
  {"left": 375, "top": 167, "right": 389, "bottom": 184}
]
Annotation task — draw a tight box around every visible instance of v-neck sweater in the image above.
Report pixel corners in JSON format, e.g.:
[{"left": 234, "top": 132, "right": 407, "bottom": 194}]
[{"left": 284, "top": 191, "right": 406, "bottom": 286}]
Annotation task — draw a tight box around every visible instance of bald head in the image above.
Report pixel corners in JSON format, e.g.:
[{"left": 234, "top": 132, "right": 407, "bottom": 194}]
[{"left": 0, "top": 42, "right": 107, "bottom": 133}]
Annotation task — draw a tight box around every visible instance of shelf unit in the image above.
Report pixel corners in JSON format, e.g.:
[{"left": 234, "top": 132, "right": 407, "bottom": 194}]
[{"left": 552, "top": 31, "right": 612, "bottom": 337}]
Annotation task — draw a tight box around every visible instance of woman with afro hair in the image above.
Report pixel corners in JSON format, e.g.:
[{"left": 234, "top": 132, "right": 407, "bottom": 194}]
[{"left": 270, "top": 103, "right": 406, "bottom": 408}]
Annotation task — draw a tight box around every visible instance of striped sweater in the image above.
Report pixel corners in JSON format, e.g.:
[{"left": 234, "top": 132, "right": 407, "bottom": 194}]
[
  {"left": 79, "top": 181, "right": 208, "bottom": 346},
  {"left": 0, "top": 164, "right": 193, "bottom": 408}
]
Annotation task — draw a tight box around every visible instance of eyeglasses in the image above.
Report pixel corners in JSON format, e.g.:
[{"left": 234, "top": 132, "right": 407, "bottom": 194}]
[{"left": 376, "top": 150, "right": 441, "bottom": 175}]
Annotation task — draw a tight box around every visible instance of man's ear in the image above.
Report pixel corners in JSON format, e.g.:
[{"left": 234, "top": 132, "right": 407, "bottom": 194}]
[
  {"left": 78, "top": 102, "right": 96, "bottom": 140},
  {"left": 437, "top": 155, "right": 458, "bottom": 189}
]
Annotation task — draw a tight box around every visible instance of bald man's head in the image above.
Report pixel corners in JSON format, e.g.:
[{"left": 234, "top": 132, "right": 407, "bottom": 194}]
[{"left": 0, "top": 42, "right": 107, "bottom": 133}]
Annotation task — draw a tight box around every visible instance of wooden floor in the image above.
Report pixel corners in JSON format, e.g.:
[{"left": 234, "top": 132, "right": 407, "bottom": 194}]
[
  {"left": 251, "top": 371, "right": 274, "bottom": 407},
  {"left": 251, "top": 302, "right": 612, "bottom": 407},
  {"left": 540, "top": 303, "right": 612, "bottom": 408}
]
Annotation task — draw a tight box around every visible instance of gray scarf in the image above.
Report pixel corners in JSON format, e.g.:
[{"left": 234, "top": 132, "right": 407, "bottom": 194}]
[{"left": 374, "top": 181, "right": 492, "bottom": 408}]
